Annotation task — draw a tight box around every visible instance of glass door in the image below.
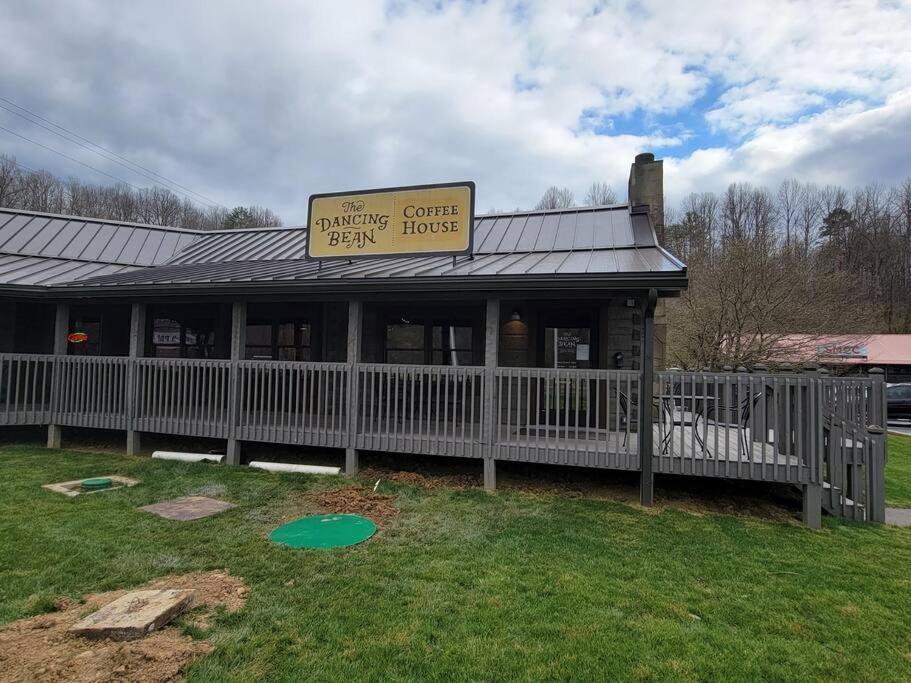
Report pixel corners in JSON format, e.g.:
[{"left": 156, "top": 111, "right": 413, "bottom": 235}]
[{"left": 542, "top": 327, "right": 594, "bottom": 428}]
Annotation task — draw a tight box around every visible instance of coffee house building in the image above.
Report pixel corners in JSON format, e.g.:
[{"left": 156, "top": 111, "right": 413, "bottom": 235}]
[{"left": 0, "top": 154, "right": 689, "bottom": 505}]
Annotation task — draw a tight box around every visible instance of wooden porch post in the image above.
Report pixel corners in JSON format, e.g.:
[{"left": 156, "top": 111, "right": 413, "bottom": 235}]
[
  {"left": 226, "top": 301, "right": 246, "bottom": 465},
  {"left": 125, "top": 303, "right": 146, "bottom": 456},
  {"left": 346, "top": 300, "right": 363, "bottom": 475},
  {"left": 483, "top": 298, "right": 500, "bottom": 490},
  {"left": 802, "top": 482, "right": 822, "bottom": 528},
  {"left": 639, "top": 289, "right": 657, "bottom": 506},
  {"left": 46, "top": 302, "right": 69, "bottom": 449}
]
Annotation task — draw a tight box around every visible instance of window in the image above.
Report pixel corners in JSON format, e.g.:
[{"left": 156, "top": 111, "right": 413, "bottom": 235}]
[
  {"left": 244, "top": 320, "right": 311, "bottom": 360},
  {"left": 432, "top": 325, "right": 473, "bottom": 366},
  {"left": 544, "top": 327, "right": 592, "bottom": 369},
  {"left": 151, "top": 318, "right": 217, "bottom": 358},
  {"left": 385, "top": 319, "right": 474, "bottom": 365},
  {"left": 385, "top": 323, "right": 424, "bottom": 364},
  {"left": 68, "top": 317, "right": 102, "bottom": 356}
]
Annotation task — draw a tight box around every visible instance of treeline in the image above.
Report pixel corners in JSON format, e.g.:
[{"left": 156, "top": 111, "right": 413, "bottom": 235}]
[
  {"left": 663, "top": 179, "right": 911, "bottom": 368},
  {"left": 0, "top": 154, "right": 282, "bottom": 230}
]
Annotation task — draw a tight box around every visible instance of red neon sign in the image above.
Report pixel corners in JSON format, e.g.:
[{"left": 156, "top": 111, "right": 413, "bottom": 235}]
[{"left": 67, "top": 332, "right": 89, "bottom": 343}]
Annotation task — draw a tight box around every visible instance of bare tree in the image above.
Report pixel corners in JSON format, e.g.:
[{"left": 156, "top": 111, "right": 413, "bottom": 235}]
[
  {"left": 777, "top": 178, "right": 801, "bottom": 247},
  {"left": 534, "top": 186, "right": 574, "bottom": 210},
  {"left": 0, "top": 155, "right": 22, "bottom": 207},
  {"left": 583, "top": 181, "right": 617, "bottom": 207},
  {"left": 797, "top": 183, "right": 822, "bottom": 256},
  {"left": 0, "top": 156, "right": 282, "bottom": 230}
]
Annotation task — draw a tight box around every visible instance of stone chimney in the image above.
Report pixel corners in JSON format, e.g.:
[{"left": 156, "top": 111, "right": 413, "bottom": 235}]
[
  {"left": 628, "top": 152, "right": 664, "bottom": 243},
  {"left": 628, "top": 152, "right": 667, "bottom": 369}
]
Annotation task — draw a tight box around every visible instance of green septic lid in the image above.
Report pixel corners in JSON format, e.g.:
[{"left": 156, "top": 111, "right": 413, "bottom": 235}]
[
  {"left": 269, "top": 514, "right": 376, "bottom": 549},
  {"left": 81, "top": 477, "right": 113, "bottom": 490}
]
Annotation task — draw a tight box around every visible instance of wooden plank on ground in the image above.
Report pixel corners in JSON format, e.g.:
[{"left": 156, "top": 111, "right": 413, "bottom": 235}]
[{"left": 69, "top": 589, "right": 195, "bottom": 641}]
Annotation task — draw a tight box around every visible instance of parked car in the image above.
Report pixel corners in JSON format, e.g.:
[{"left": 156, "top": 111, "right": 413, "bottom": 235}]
[{"left": 887, "top": 383, "right": 911, "bottom": 421}]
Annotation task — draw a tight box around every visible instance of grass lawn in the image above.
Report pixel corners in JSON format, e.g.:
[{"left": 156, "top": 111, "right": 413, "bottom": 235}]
[
  {"left": 887, "top": 433, "right": 911, "bottom": 507},
  {"left": 2, "top": 442, "right": 911, "bottom": 682}
]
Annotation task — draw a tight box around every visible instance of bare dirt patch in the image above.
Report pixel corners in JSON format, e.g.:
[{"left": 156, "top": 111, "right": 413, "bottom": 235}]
[
  {"left": 0, "top": 570, "right": 248, "bottom": 683},
  {"left": 308, "top": 486, "right": 399, "bottom": 527},
  {"left": 360, "top": 465, "right": 480, "bottom": 490}
]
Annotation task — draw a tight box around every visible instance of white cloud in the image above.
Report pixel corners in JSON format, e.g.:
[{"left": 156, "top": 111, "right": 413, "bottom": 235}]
[{"left": 0, "top": 0, "right": 908, "bottom": 221}]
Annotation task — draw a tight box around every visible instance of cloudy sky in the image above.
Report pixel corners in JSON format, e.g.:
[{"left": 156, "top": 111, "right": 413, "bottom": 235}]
[{"left": 1, "top": 0, "right": 910, "bottom": 223}]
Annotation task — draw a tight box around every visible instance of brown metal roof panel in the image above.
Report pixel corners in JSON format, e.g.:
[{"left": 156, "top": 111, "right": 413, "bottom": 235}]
[
  {"left": 613, "top": 248, "right": 650, "bottom": 273},
  {"left": 137, "top": 230, "right": 166, "bottom": 265},
  {"left": 490, "top": 251, "right": 545, "bottom": 275},
  {"left": 152, "top": 232, "right": 181, "bottom": 264},
  {"left": 572, "top": 210, "right": 596, "bottom": 250},
  {"left": 0, "top": 214, "right": 38, "bottom": 250},
  {"left": 480, "top": 216, "right": 514, "bottom": 253},
  {"left": 31, "top": 219, "right": 78, "bottom": 256},
  {"left": 630, "top": 212, "right": 656, "bottom": 246},
  {"left": 471, "top": 216, "right": 497, "bottom": 250},
  {"left": 512, "top": 213, "right": 544, "bottom": 252},
  {"left": 635, "top": 248, "right": 677, "bottom": 272},
  {"left": 551, "top": 211, "right": 578, "bottom": 251},
  {"left": 557, "top": 250, "right": 597, "bottom": 274},
  {"left": 587, "top": 249, "right": 621, "bottom": 273},
  {"left": 442, "top": 252, "right": 519, "bottom": 276},
  {"left": 118, "top": 228, "right": 151, "bottom": 264},
  {"left": 18, "top": 217, "right": 63, "bottom": 254},
  {"left": 58, "top": 221, "right": 101, "bottom": 260},
  {"left": 75, "top": 223, "right": 116, "bottom": 261},
  {"left": 494, "top": 214, "right": 529, "bottom": 253},
  {"left": 522, "top": 251, "right": 571, "bottom": 274},
  {"left": 534, "top": 213, "right": 561, "bottom": 251},
  {"left": 0, "top": 215, "right": 49, "bottom": 253}
]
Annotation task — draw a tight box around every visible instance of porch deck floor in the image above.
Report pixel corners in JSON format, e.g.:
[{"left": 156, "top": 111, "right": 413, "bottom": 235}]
[
  {"left": 3, "top": 407, "right": 805, "bottom": 470},
  {"left": 501, "top": 423, "right": 802, "bottom": 467}
]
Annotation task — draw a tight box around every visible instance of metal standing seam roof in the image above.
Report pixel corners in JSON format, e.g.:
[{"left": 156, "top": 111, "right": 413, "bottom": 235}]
[{"left": 0, "top": 204, "right": 687, "bottom": 292}]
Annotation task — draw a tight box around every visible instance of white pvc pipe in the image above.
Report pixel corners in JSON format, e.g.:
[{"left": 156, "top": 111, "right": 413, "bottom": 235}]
[
  {"left": 248, "top": 461, "right": 341, "bottom": 476},
  {"left": 152, "top": 450, "right": 225, "bottom": 464}
]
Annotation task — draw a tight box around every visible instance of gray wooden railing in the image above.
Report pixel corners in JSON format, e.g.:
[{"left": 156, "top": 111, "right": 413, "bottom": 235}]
[
  {"left": 355, "top": 363, "right": 486, "bottom": 457},
  {"left": 237, "top": 360, "right": 348, "bottom": 447},
  {"left": 0, "top": 353, "right": 886, "bottom": 522},
  {"left": 655, "top": 370, "right": 887, "bottom": 521},
  {"left": 494, "top": 367, "right": 641, "bottom": 469},
  {"left": 135, "top": 358, "right": 232, "bottom": 438},
  {"left": 56, "top": 356, "right": 130, "bottom": 430},
  {"left": 0, "top": 354, "right": 55, "bottom": 425}
]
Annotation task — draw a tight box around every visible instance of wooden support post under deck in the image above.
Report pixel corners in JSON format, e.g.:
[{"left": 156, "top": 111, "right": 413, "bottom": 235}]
[
  {"left": 483, "top": 298, "right": 500, "bottom": 490},
  {"left": 345, "top": 300, "right": 363, "bottom": 475},
  {"left": 126, "top": 303, "right": 146, "bottom": 456},
  {"left": 226, "top": 301, "right": 246, "bottom": 466},
  {"left": 802, "top": 483, "right": 822, "bottom": 528},
  {"left": 47, "top": 302, "right": 69, "bottom": 449},
  {"left": 638, "top": 289, "right": 657, "bottom": 506}
]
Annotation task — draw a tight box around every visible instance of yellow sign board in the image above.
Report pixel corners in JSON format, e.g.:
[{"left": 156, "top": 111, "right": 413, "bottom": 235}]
[{"left": 306, "top": 182, "right": 475, "bottom": 260}]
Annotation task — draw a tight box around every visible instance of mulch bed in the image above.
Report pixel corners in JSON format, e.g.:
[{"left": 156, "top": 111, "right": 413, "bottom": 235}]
[{"left": 307, "top": 486, "right": 399, "bottom": 526}]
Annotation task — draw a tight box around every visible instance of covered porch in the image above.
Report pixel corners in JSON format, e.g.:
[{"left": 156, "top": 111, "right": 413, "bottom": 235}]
[{"left": 0, "top": 290, "right": 888, "bottom": 526}]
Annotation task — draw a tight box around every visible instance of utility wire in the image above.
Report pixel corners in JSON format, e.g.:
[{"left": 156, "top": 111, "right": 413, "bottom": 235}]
[
  {"left": 0, "top": 96, "right": 226, "bottom": 209},
  {"left": 0, "top": 124, "right": 146, "bottom": 191}
]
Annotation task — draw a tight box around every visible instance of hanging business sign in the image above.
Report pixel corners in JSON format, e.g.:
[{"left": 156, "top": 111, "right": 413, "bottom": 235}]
[{"left": 306, "top": 182, "right": 475, "bottom": 260}]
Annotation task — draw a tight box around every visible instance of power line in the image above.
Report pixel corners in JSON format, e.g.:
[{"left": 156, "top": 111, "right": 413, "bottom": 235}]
[
  {"left": 0, "top": 96, "right": 226, "bottom": 209},
  {"left": 0, "top": 124, "right": 146, "bottom": 191}
]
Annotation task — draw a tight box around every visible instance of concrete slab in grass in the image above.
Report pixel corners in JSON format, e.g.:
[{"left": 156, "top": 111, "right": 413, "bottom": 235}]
[
  {"left": 885, "top": 508, "right": 911, "bottom": 527},
  {"left": 140, "top": 496, "right": 237, "bottom": 521},
  {"left": 69, "top": 589, "right": 195, "bottom": 640}
]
